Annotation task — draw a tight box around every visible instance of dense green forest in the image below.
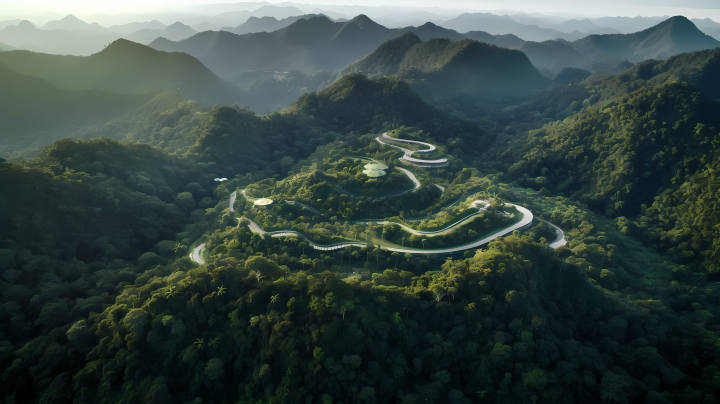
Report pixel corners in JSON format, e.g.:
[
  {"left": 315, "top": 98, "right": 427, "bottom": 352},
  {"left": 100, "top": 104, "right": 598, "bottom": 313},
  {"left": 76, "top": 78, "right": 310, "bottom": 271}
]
[{"left": 3, "top": 40, "right": 720, "bottom": 404}]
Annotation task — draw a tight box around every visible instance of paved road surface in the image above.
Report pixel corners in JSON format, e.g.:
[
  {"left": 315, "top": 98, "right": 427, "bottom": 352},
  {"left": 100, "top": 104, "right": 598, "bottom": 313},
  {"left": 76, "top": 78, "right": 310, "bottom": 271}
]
[
  {"left": 242, "top": 204, "right": 533, "bottom": 255},
  {"left": 547, "top": 222, "right": 567, "bottom": 249},
  {"left": 229, "top": 191, "right": 236, "bottom": 212},
  {"left": 191, "top": 243, "right": 206, "bottom": 264},
  {"left": 376, "top": 133, "right": 448, "bottom": 166}
]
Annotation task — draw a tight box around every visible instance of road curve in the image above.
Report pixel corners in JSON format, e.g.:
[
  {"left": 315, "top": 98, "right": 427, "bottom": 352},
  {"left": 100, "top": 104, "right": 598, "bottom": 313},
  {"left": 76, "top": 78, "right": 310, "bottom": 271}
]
[
  {"left": 191, "top": 243, "right": 206, "bottom": 264},
  {"left": 376, "top": 133, "right": 448, "bottom": 167},
  {"left": 547, "top": 222, "right": 567, "bottom": 249},
  {"left": 373, "top": 200, "right": 490, "bottom": 236},
  {"left": 241, "top": 204, "right": 532, "bottom": 255},
  {"left": 229, "top": 191, "right": 237, "bottom": 212}
]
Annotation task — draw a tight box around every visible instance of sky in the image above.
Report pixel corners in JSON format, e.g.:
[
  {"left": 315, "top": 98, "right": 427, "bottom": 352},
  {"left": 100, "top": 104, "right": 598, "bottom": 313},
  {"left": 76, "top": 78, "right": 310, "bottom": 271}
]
[{"left": 2, "top": 0, "right": 720, "bottom": 21}]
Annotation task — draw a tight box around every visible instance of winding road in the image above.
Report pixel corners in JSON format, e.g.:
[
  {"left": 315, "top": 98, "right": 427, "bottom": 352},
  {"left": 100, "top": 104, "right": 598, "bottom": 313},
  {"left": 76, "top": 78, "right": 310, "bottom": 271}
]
[
  {"left": 191, "top": 243, "right": 206, "bottom": 264},
  {"left": 229, "top": 191, "right": 236, "bottom": 212},
  {"left": 547, "top": 222, "right": 567, "bottom": 249},
  {"left": 376, "top": 133, "right": 449, "bottom": 167},
  {"left": 189, "top": 136, "right": 567, "bottom": 263}
]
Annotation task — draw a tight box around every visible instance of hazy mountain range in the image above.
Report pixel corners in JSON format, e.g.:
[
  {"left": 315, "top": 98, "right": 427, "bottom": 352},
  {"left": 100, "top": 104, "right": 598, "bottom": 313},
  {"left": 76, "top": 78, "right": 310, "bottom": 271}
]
[
  {"left": 149, "top": 14, "right": 718, "bottom": 82},
  {"left": 3, "top": 9, "right": 718, "bottom": 57}
]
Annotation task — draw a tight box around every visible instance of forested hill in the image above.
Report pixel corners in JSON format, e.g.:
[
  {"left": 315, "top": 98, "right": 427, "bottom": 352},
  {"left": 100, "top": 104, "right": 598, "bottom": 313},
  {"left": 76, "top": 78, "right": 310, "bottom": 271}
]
[
  {"left": 493, "top": 48, "right": 720, "bottom": 274},
  {"left": 0, "top": 66, "right": 149, "bottom": 138},
  {"left": 70, "top": 73, "right": 487, "bottom": 177},
  {"left": 0, "top": 137, "right": 216, "bottom": 273},
  {"left": 571, "top": 16, "right": 720, "bottom": 62},
  {"left": 0, "top": 39, "right": 242, "bottom": 104},
  {"left": 336, "top": 34, "right": 549, "bottom": 99}
]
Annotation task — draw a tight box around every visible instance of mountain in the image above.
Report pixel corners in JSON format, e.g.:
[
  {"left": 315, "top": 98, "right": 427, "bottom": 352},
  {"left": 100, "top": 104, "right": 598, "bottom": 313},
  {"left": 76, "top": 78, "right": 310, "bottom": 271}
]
[
  {"left": 0, "top": 19, "right": 121, "bottom": 55},
  {"left": 571, "top": 16, "right": 720, "bottom": 62},
  {"left": 192, "top": 21, "right": 220, "bottom": 32},
  {"left": 207, "top": 5, "right": 306, "bottom": 26},
  {"left": 590, "top": 15, "right": 669, "bottom": 33},
  {"left": 336, "top": 32, "right": 423, "bottom": 78},
  {"left": 0, "top": 41, "right": 14, "bottom": 51},
  {"left": 107, "top": 20, "right": 166, "bottom": 35},
  {"left": 398, "top": 22, "right": 466, "bottom": 42},
  {"left": 700, "top": 27, "right": 720, "bottom": 41},
  {"left": 149, "top": 15, "right": 348, "bottom": 79},
  {"left": 40, "top": 14, "right": 106, "bottom": 31},
  {"left": 553, "top": 18, "right": 602, "bottom": 33},
  {"left": 222, "top": 14, "right": 319, "bottom": 35},
  {"left": 518, "top": 40, "right": 584, "bottom": 77},
  {"left": 149, "top": 15, "right": 486, "bottom": 81},
  {"left": 0, "top": 19, "right": 24, "bottom": 29},
  {"left": 439, "top": 12, "right": 578, "bottom": 41},
  {"left": 337, "top": 33, "right": 549, "bottom": 99},
  {"left": 0, "top": 66, "right": 149, "bottom": 152},
  {"left": 0, "top": 39, "right": 241, "bottom": 104},
  {"left": 123, "top": 22, "right": 197, "bottom": 44}
]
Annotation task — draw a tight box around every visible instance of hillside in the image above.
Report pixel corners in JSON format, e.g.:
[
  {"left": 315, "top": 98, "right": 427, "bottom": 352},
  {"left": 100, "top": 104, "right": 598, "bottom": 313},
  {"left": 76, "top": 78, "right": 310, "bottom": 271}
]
[
  {"left": 0, "top": 39, "right": 241, "bottom": 104},
  {"left": 571, "top": 16, "right": 720, "bottom": 62},
  {"left": 0, "top": 66, "right": 149, "bottom": 155},
  {"left": 0, "top": 20, "right": 121, "bottom": 55},
  {"left": 336, "top": 32, "right": 423, "bottom": 78},
  {"left": 0, "top": 41, "right": 14, "bottom": 51},
  {"left": 338, "top": 34, "right": 549, "bottom": 99},
  {"left": 122, "top": 22, "right": 198, "bottom": 44},
  {"left": 4, "top": 35, "right": 720, "bottom": 404},
  {"left": 440, "top": 12, "right": 577, "bottom": 41}
]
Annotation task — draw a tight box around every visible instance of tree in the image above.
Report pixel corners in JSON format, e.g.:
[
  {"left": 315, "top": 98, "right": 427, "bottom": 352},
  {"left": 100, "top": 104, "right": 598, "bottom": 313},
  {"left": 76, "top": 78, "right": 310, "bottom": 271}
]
[
  {"left": 217, "top": 285, "right": 227, "bottom": 298},
  {"left": 400, "top": 270, "right": 414, "bottom": 286},
  {"left": 338, "top": 300, "right": 354, "bottom": 320},
  {"left": 194, "top": 338, "right": 206, "bottom": 353},
  {"left": 174, "top": 192, "right": 196, "bottom": 213},
  {"left": 599, "top": 371, "right": 631, "bottom": 403},
  {"left": 2, "top": 269, "right": 21, "bottom": 286},
  {"left": 392, "top": 312, "right": 402, "bottom": 325},
  {"left": 432, "top": 285, "right": 446, "bottom": 303},
  {"left": 270, "top": 294, "right": 280, "bottom": 305},
  {"left": 246, "top": 256, "right": 283, "bottom": 283}
]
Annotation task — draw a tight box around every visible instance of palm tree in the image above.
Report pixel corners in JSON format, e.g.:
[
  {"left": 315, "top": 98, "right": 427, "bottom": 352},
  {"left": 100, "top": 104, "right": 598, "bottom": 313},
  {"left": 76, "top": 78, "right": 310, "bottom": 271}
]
[
  {"left": 173, "top": 243, "right": 182, "bottom": 254},
  {"left": 208, "top": 315, "right": 217, "bottom": 327},
  {"left": 392, "top": 312, "right": 402, "bottom": 325},
  {"left": 217, "top": 285, "right": 227, "bottom": 299},
  {"left": 270, "top": 294, "right": 280, "bottom": 305},
  {"left": 475, "top": 390, "right": 488, "bottom": 400},
  {"left": 208, "top": 336, "right": 221, "bottom": 349},
  {"left": 194, "top": 338, "right": 205, "bottom": 353},
  {"left": 481, "top": 295, "right": 496, "bottom": 305},
  {"left": 422, "top": 238, "right": 427, "bottom": 249}
]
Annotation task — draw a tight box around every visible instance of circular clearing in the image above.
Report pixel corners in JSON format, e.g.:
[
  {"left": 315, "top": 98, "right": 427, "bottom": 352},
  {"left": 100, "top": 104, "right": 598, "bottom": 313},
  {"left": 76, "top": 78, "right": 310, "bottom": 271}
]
[
  {"left": 364, "top": 163, "right": 389, "bottom": 170},
  {"left": 254, "top": 198, "right": 274, "bottom": 206},
  {"left": 363, "top": 169, "right": 386, "bottom": 177}
]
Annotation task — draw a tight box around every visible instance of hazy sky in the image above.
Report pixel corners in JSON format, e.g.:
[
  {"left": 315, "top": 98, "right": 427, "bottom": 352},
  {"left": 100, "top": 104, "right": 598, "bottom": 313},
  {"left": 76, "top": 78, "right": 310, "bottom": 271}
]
[{"left": 3, "top": 0, "right": 720, "bottom": 20}]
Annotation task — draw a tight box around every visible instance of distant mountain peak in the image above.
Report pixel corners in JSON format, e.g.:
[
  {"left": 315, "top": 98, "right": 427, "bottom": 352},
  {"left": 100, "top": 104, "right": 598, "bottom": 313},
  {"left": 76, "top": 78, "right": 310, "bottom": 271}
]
[
  {"left": 16, "top": 20, "right": 36, "bottom": 30},
  {"left": 346, "top": 14, "right": 379, "bottom": 27},
  {"left": 60, "top": 14, "right": 83, "bottom": 22}
]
